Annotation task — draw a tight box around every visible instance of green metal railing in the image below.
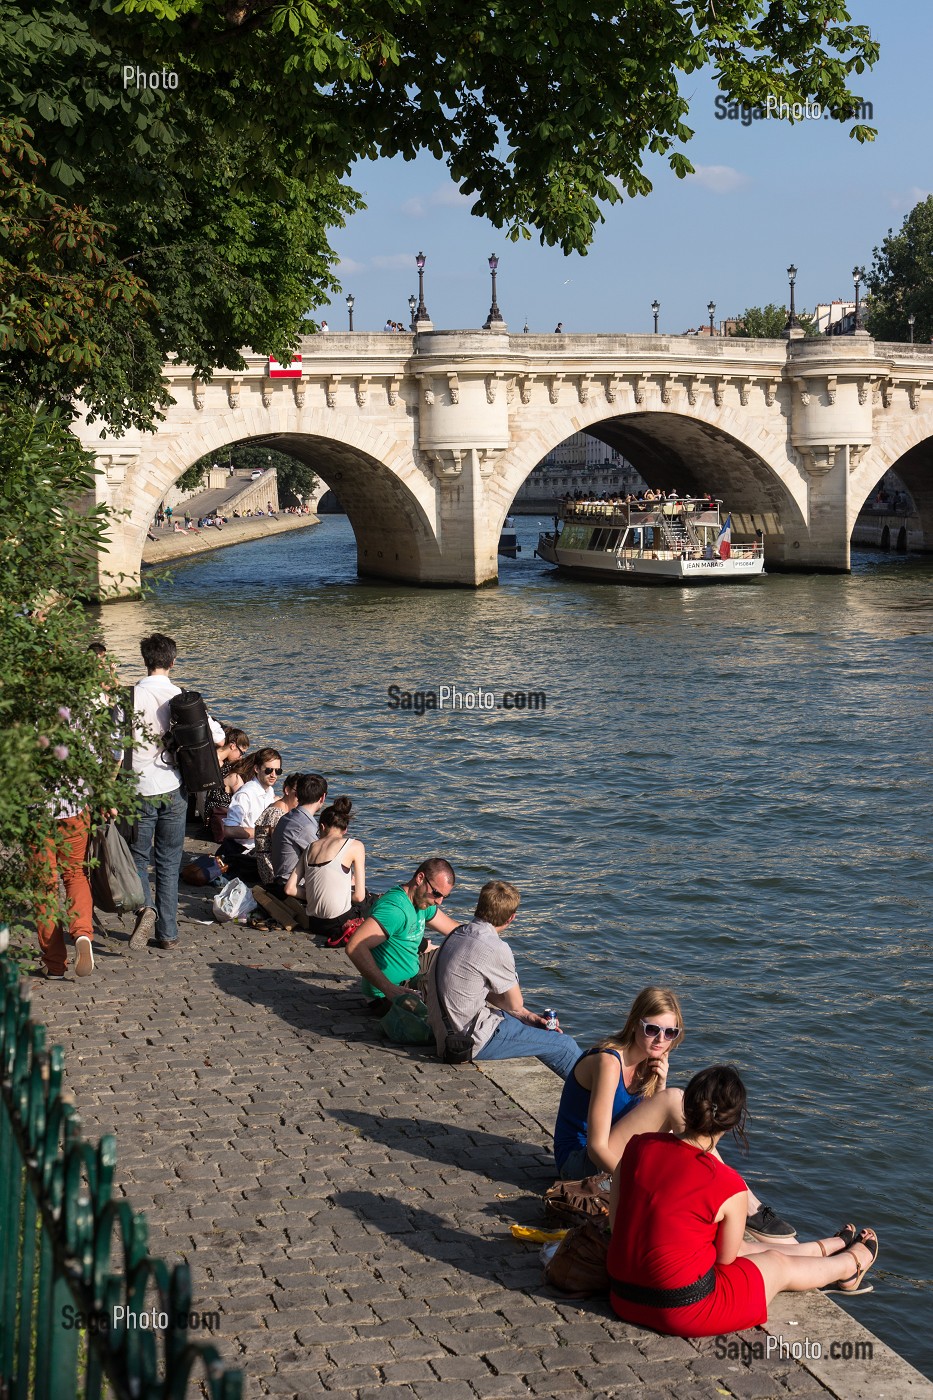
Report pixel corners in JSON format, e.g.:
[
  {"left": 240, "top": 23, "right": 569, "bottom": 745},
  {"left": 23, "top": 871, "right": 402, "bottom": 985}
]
[{"left": 0, "top": 956, "right": 243, "bottom": 1399}]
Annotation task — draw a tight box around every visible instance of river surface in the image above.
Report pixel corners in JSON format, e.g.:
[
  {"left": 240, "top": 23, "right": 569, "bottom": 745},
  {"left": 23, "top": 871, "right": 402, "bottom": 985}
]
[{"left": 99, "top": 515, "right": 933, "bottom": 1377}]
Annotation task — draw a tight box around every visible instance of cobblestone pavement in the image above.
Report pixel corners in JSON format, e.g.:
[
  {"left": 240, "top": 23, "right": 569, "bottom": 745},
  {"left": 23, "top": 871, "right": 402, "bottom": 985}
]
[{"left": 25, "top": 875, "right": 879, "bottom": 1400}]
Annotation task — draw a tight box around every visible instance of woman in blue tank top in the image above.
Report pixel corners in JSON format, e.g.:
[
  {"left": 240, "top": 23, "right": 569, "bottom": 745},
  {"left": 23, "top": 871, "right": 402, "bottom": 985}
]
[{"left": 554, "top": 987, "right": 686, "bottom": 1179}]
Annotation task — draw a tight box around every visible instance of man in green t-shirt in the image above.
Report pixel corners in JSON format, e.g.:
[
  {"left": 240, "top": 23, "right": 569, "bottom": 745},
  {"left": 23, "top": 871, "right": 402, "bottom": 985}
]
[{"left": 346, "top": 858, "right": 459, "bottom": 1012}]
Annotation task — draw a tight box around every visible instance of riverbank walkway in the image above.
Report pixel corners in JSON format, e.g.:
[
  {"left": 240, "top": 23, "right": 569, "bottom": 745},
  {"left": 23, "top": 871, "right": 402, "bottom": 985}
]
[{"left": 27, "top": 848, "right": 931, "bottom": 1400}]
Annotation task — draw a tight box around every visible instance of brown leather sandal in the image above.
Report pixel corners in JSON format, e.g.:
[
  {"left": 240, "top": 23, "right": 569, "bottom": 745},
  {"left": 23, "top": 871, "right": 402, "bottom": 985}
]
[{"left": 823, "top": 1229, "right": 878, "bottom": 1294}]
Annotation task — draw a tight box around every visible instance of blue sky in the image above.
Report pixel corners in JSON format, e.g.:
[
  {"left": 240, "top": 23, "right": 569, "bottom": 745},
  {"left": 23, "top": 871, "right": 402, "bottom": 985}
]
[{"left": 316, "top": 2, "right": 930, "bottom": 336}]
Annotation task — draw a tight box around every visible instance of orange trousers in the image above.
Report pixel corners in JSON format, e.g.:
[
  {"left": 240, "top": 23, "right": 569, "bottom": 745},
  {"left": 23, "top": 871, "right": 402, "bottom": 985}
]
[{"left": 34, "top": 812, "right": 93, "bottom": 975}]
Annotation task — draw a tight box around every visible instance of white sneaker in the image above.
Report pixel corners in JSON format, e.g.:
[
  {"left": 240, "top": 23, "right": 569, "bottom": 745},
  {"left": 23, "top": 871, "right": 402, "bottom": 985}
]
[{"left": 74, "top": 936, "right": 95, "bottom": 977}]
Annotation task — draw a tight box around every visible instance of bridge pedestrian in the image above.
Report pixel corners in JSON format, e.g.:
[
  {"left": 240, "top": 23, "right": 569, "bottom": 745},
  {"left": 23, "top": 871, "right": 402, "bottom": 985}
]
[{"left": 554, "top": 322, "right": 564, "bottom": 334}]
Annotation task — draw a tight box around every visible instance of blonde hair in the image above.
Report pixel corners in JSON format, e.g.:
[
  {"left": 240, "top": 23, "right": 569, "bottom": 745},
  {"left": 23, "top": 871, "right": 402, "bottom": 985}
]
[
  {"left": 474, "top": 880, "right": 520, "bottom": 926},
  {"left": 595, "top": 986, "right": 684, "bottom": 1099}
]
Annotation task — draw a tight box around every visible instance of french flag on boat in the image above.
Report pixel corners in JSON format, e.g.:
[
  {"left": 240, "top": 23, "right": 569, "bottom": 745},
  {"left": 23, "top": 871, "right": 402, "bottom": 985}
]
[
  {"left": 268, "top": 355, "right": 302, "bottom": 378},
  {"left": 716, "top": 513, "right": 732, "bottom": 559}
]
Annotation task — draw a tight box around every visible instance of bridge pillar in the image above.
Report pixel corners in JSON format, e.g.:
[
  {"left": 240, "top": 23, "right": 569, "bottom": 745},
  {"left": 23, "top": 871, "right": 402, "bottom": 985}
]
[{"left": 788, "top": 346, "right": 874, "bottom": 571}]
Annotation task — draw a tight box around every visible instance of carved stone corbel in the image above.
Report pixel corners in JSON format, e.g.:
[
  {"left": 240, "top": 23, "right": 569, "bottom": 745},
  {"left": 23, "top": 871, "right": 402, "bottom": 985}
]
[
  {"left": 578, "top": 374, "right": 593, "bottom": 405},
  {"left": 430, "top": 450, "right": 463, "bottom": 479},
  {"left": 356, "top": 376, "right": 371, "bottom": 407},
  {"left": 485, "top": 374, "right": 502, "bottom": 404},
  {"left": 192, "top": 378, "right": 205, "bottom": 411},
  {"left": 798, "top": 445, "right": 836, "bottom": 476},
  {"left": 908, "top": 383, "right": 922, "bottom": 411},
  {"left": 857, "top": 378, "right": 874, "bottom": 406},
  {"left": 713, "top": 377, "right": 727, "bottom": 408},
  {"left": 631, "top": 376, "right": 647, "bottom": 406},
  {"left": 519, "top": 375, "right": 534, "bottom": 405},
  {"left": 261, "top": 382, "right": 273, "bottom": 408},
  {"left": 506, "top": 377, "right": 516, "bottom": 405},
  {"left": 792, "top": 377, "right": 811, "bottom": 407},
  {"left": 826, "top": 375, "right": 837, "bottom": 406},
  {"left": 227, "top": 378, "right": 241, "bottom": 409},
  {"left": 686, "top": 375, "right": 704, "bottom": 407},
  {"left": 848, "top": 443, "right": 871, "bottom": 471},
  {"left": 739, "top": 379, "right": 752, "bottom": 407},
  {"left": 446, "top": 373, "right": 460, "bottom": 405},
  {"left": 605, "top": 376, "right": 622, "bottom": 404},
  {"left": 294, "top": 378, "right": 306, "bottom": 408},
  {"left": 387, "top": 378, "right": 400, "bottom": 406},
  {"left": 423, "top": 385, "right": 435, "bottom": 406},
  {"left": 765, "top": 379, "right": 778, "bottom": 407},
  {"left": 661, "top": 376, "right": 675, "bottom": 406},
  {"left": 477, "top": 449, "right": 498, "bottom": 477},
  {"left": 549, "top": 375, "right": 564, "bottom": 405},
  {"left": 880, "top": 378, "right": 892, "bottom": 409},
  {"left": 326, "top": 376, "right": 341, "bottom": 408}
]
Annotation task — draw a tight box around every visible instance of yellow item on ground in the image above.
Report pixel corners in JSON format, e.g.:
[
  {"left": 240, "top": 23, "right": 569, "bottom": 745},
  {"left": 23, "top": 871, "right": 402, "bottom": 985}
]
[{"left": 510, "top": 1225, "right": 569, "bottom": 1243}]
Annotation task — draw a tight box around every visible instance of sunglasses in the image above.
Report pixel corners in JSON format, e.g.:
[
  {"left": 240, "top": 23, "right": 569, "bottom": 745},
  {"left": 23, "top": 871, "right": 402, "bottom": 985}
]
[
  {"left": 424, "top": 879, "right": 448, "bottom": 902},
  {"left": 262, "top": 765, "right": 282, "bottom": 775},
  {"left": 640, "top": 1020, "right": 681, "bottom": 1043}
]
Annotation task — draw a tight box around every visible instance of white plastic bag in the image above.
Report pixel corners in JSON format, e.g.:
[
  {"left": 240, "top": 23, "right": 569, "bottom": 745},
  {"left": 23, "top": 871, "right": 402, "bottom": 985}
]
[{"left": 212, "top": 878, "right": 257, "bottom": 923}]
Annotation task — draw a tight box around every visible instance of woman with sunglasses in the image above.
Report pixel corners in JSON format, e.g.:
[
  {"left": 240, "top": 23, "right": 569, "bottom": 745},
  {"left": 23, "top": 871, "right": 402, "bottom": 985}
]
[
  {"left": 554, "top": 987, "right": 686, "bottom": 1180},
  {"left": 218, "top": 746, "right": 281, "bottom": 882},
  {"left": 607, "top": 1064, "right": 879, "bottom": 1337}
]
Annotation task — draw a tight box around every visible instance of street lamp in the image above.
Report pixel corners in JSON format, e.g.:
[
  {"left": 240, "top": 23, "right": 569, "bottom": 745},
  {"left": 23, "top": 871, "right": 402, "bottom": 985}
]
[
  {"left": 707, "top": 300, "right": 716, "bottom": 336},
  {"left": 414, "top": 250, "right": 429, "bottom": 324},
  {"left": 408, "top": 293, "right": 416, "bottom": 330},
  {"left": 346, "top": 292, "right": 355, "bottom": 332},
  {"left": 651, "top": 299, "right": 660, "bottom": 334},
  {"left": 908, "top": 312, "right": 916, "bottom": 344},
  {"left": 483, "top": 253, "right": 503, "bottom": 328},
  {"left": 852, "top": 265, "right": 865, "bottom": 331},
  {"left": 785, "top": 265, "right": 801, "bottom": 332}
]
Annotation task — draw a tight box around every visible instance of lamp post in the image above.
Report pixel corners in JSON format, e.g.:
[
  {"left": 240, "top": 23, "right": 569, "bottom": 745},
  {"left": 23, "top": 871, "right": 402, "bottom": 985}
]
[
  {"left": 852, "top": 265, "right": 865, "bottom": 331},
  {"left": 908, "top": 312, "right": 916, "bottom": 344},
  {"left": 408, "top": 293, "right": 416, "bottom": 330},
  {"left": 785, "top": 265, "right": 801, "bottom": 332},
  {"left": 651, "top": 299, "right": 660, "bottom": 334},
  {"left": 346, "top": 293, "right": 355, "bottom": 332},
  {"left": 707, "top": 300, "right": 716, "bottom": 336},
  {"left": 414, "top": 250, "right": 430, "bottom": 324},
  {"left": 483, "top": 253, "right": 504, "bottom": 328}
]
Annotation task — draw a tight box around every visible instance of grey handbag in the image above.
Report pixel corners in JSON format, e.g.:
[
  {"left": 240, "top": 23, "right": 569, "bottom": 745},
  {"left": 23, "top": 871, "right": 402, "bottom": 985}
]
[{"left": 87, "top": 820, "right": 146, "bottom": 914}]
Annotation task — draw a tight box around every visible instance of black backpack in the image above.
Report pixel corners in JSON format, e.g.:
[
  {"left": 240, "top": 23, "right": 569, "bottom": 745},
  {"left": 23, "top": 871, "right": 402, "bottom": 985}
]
[{"left": 166, "top": 690, "right": 224, "bottom": 792}]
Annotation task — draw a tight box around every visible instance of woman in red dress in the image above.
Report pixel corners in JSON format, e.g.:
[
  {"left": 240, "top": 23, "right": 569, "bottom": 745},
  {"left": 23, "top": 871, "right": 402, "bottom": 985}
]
[{"left": 607, "top": 1065, "right": 879, "bottom": 1338}]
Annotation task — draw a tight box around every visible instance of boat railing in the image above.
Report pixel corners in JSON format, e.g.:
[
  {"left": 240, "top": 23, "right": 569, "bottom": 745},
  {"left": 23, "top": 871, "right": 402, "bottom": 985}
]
[{"left": 560, "top": 497, "right": 722, "bottom": 527}]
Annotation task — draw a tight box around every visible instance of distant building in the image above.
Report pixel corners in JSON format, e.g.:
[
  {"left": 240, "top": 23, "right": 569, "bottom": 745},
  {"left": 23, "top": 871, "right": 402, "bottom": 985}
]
[
  {"left": 815, "top": 300, "right": 858, "bottom": 336},
  {"left": 512, "top": 433, "right": 643, "bottom": 511}
]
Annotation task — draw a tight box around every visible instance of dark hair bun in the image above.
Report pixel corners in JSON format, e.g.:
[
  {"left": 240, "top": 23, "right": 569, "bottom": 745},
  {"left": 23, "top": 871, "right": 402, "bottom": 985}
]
[{"left": 332, "top": 796, "right": 352, "bottom": 816}]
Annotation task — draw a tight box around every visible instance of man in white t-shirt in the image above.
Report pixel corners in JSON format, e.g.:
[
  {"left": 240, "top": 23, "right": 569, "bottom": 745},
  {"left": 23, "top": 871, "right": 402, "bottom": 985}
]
[
  {"left": 426, "top": 880, "right": 581, "bottom": 1078},
  {"left": 219, "top": 747, "right": 280, "bottom": 878},
  {"left": 128, "top": 633, "right": 223, "bottom": 951}
]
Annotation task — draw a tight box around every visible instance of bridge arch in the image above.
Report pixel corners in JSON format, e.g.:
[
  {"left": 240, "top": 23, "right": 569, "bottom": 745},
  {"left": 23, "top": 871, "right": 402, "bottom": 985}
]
[
  {"left": 102, "top": 401, "right": 449, "bottom": 590},
  {"left": 848, "top": 408, "right": 933, "bottom": 549},
  {"left": 494, "top": 397, "right": 809, "bottom": 564}
]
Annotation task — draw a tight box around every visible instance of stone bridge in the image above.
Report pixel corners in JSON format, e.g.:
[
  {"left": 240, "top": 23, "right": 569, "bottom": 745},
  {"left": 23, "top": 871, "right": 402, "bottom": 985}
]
[{"left": 77, "top": 332, "right": 933, "bottom": 593}]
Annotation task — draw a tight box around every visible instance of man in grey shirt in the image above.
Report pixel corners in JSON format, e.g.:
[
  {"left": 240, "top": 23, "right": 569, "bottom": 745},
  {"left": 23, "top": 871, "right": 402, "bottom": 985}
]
[{"left": 426, "top": 880, "right": 581, "bottom": 1078}]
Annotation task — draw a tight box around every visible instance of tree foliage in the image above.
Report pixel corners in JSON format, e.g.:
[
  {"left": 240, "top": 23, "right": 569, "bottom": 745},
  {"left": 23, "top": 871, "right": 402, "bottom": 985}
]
[
  {"left": 104, "top": 0, "right": 877, "bottom": 256},
  {"left": 0, "top": 403, "right": 138, "bottom": 955},
  {"left": 731, "top": 303, "right": 819, "bottom": 338},
  {"left": 866, "top": 196, "right": 933, "bottom": 344}
]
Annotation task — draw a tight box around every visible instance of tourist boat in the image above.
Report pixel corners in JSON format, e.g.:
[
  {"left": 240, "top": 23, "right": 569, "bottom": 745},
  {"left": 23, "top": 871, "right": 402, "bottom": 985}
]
[
  {"left": 535, "top": 497, "right": 764, "bottom": 584},
  {"left": 498, "top": 516, "right": 521, "bottom": 557}
]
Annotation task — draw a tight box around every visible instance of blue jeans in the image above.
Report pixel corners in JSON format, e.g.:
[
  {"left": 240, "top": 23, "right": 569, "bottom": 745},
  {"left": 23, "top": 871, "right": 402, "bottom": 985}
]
[
  {"left": 131, "top": 786, "right": 187, "bottom": 944},
  {"left": 475, "top": 1012, "right": 582, "bottom": 1079}
]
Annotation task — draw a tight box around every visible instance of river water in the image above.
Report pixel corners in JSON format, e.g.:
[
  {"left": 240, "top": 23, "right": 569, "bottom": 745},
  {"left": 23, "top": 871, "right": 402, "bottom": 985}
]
[{"left": 100, "top": 515, "right": 933, "bottom": 1377}]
